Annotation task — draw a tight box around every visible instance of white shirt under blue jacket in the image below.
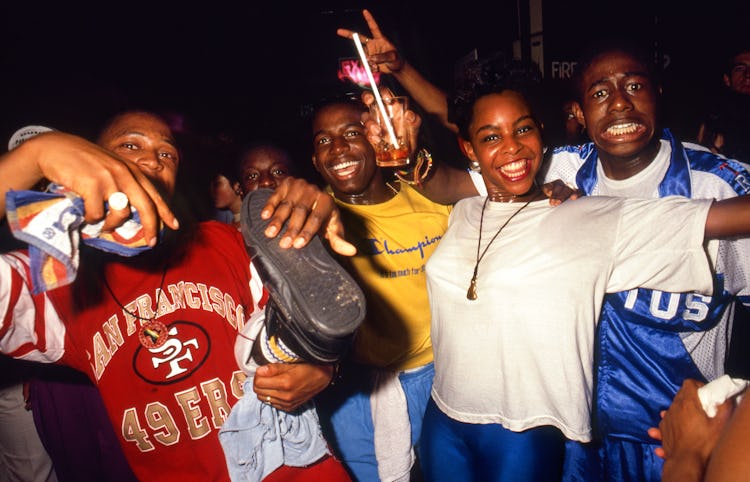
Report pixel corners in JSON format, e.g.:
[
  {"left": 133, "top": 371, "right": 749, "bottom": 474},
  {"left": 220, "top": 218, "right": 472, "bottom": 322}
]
[{"left": 541, "top": 128, "right": 750, "bottom": 481}]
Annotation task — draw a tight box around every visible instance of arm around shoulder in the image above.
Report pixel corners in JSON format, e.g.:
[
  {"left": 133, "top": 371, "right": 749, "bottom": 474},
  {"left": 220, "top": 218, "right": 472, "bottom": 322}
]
[{"left": 410, "top": 157, "right": 479, "bottom": 205}]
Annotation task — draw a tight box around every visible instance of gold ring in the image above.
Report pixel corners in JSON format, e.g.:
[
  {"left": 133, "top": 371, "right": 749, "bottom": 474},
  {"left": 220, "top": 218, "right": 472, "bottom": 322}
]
[{"left": 265, "top": 395, "right": 271, "bottom": 403}]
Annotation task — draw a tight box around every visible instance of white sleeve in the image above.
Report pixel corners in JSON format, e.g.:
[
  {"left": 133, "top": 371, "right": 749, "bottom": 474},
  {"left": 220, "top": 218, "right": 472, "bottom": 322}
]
[
  {"left": 608, "top": 196, "right": 714, "bottom": 295},
  {"left": 542, "top": 149, "right": 587, "bottom": 186},
  {"left": 0, "top": 251, "right": 65, "bottom": 362}
]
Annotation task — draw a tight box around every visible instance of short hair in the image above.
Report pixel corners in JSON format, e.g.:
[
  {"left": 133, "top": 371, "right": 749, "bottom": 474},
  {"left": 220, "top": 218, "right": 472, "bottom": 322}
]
[
  {"left": 571, "top": 34, "right": 659, "bottom": 100},
  {"left": 96, "top": 110, "right": 172, "bottom": 144},
  {"left": 233, "top": 140, "right": 295, "bottom": 180},
  {"left": 723, "top": 44, "right": 750, "bottom": 75},
  {"left": 301, "top": 91, "right": 365, "bottom": 125},
  {"left": 447, "top": 51, "right": 544, "bottom": 140}
]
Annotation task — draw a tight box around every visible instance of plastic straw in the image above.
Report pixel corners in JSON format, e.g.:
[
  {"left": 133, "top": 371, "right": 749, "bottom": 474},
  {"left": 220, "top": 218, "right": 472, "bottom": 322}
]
[{"left": 352, "top": 33, "right": 399, "bottom": 147}]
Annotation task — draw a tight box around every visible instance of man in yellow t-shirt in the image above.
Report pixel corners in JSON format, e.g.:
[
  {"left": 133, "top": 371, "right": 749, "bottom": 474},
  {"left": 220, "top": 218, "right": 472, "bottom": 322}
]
[{"left": 310, "top": 93, "right": 475, "bottom": 481}]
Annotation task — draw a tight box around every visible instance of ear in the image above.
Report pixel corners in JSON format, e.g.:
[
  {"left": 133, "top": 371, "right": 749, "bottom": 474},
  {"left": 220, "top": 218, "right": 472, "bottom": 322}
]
[
  {"left": 460, "top": 138, "right": 478, "bottom": 162},
  {"left": 572, "top": 101, "right": 586, "bottom": 128},
  {"left": 232, "top": 181, "right": 242, "bottom": 196},
  {"left": 311, "top": 154, "right": 321, "bottom": 173},
  {"left": 724, "top": 73, "right": 731, "bottom": 88}
]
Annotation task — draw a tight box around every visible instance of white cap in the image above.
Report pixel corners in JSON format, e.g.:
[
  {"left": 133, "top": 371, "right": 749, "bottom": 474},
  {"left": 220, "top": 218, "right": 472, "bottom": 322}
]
[{"left": 8, "top": 125, "right": 54, "bottom": 151}]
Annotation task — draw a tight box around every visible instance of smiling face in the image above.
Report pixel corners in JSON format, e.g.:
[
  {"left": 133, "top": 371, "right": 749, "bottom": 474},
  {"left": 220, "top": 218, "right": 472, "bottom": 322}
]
[
  {"left": 97, "top": 111, "right": 179, "bottom": 196},
  {"left": 311, "top": 102, "right": 385, "bottom": 202},
  {"left": 575, "top": 49, "right": 660, "bottom": 164},
  {"left": 461, "top": 91, "right": 544, "bottom": 201}
]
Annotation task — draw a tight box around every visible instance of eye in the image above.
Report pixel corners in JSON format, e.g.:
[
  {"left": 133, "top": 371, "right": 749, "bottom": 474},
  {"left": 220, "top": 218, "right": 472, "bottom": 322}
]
[
  {"left": 271, "top": 168, "right": 288, "bottom": 177},
  {"left": 626, "top": 81, "right": 644, "bottom": 92},
  {"left": 121, "top": 142, "right": 138, "bottom": 150},
  {"left": 244, "top": 171, "right": 259, "bottom": 181},
  {"left": 517, "top": 125, "right": 534, "bottom": 135},
  {"left": 592, "top": 88, "right": 608, "bottom": 99},
  {"left": 315, "top": 136, "right": 331, "bottom": 146},
  {"left": 344, "top": 128, "right": 361, "bottom": 138},
  {"left": 481, "top": 133, "right": 500, "bottom": 143}
]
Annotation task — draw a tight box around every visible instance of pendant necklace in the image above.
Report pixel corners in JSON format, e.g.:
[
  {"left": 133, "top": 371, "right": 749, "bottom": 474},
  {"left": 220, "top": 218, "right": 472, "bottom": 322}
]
[
  {"left": 467, "top": 197, "right": 532, "bottom": 300},
  {"left": 103, "top": 263, "right": 170, "bottom": 349}
]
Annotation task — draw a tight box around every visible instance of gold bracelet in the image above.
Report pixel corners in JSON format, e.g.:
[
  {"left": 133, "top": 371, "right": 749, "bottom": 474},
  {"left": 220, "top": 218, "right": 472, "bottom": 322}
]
[{"left": 394, "top": 148, "right": 433, "bottom": 187}]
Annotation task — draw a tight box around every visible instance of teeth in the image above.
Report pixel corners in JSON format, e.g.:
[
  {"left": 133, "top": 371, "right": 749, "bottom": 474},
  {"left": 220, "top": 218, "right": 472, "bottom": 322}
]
[
  {"left": 500, "top": 159, "right": 527, "bottom": 175},
  {"left": 331, "top": 160, "right": 357, "bottom": 172},
  {"left": 606, "top": 123, "right": 638, "bottom": 136}
]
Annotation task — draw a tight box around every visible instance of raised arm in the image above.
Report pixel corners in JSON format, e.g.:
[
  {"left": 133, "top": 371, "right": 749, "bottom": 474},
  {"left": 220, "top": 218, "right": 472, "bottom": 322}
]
[
  {"left": 358, "top": 89, "right": 478, "bottom": 204},
  {"left": 337, "top": 9, "right": 457, "bottom": 133},
  {"left": 0, "top": 131, "right": 177, "bottom": 245}
]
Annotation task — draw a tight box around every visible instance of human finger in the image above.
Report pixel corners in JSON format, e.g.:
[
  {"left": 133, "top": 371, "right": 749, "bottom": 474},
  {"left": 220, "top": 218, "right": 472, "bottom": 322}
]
[
  {"left": 363, "top": 110, "right": 385, "bottom": 149},
  {"left": 541, "top": 179, "right": 581, "bottom": 206},
  {"left": 647, "top": 426, "right": 663, "bottom": 443},
  {"left": 336, "top": 28, "right": 357, "bottom": 41},
  {"left": 106, "top": 161, "right": 178, "bottom": 246},
  {"left": 289, "top": 190, "right": 356, "bottom": 254},
  {"left": 321, "top": 208, "right": 356, "bottom": 256},
  {"left": 37, "top": 133, "right": 177, "bottom": 244},
  {"left": 260, "top": 178, "right": 304, "bottom": 245},
  {"left": 254, "top": 363, "right": 331, "bottom": 412},
  {"left": 404, "top": 108, "right": 422, "bottom": 158},
  {"left": 100, "top": 192, "right": 133, "bottom": 232},
  {"left": 653, "top": 446, "right": 666, "bottom": 459},
  {"left": 361, "top": 91, "right": 375, "bottom": 108},
  {"left": 262, "top": 178, "right": 325, "bottom": 248},
  {"left": 362, "top": 9, "right": 384, "bottom": 39},
  {"left": 287, "top": 186, "right": 334, "bottom": 249},
  {"left": 378, "top": 86, "right": 395, "bottom": 101},
  {"left": 368, "top": 50, "right": 402, "bottom": 67}
]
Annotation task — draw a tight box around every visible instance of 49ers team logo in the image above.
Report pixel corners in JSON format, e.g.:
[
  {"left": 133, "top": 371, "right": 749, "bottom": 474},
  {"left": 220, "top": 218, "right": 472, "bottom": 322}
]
[{"left": 133, "top": 321, "right": 211, "bottom": 385}]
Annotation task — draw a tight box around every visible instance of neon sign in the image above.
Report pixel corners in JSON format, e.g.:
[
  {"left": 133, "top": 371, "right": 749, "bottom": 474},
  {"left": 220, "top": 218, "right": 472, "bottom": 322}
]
[{"left": 338, "top": 58, "right": 380, "bottom": 88}]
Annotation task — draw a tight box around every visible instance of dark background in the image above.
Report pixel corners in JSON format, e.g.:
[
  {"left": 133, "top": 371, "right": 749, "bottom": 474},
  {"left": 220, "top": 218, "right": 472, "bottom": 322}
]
[{"left": 2, "top": 1, "right": 748, "bottom": 168}]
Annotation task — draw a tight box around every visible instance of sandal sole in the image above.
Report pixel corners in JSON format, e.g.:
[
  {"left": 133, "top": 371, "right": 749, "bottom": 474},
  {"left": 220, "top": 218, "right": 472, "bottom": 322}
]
[{"left": 241, "top": 189, "right": 365, "bottom": 363}]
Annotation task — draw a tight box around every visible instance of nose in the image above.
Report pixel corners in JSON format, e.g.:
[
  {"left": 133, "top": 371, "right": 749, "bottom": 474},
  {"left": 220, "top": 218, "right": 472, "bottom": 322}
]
[
  {"left": 136, "top": 151, "right": 163, "bottom": 172},
  {"left": 609, "top": 87, "right": 633, "bottom": 112},
  {"left": 329, "top": 135, "right": 350, "bottom": 154},
  {"left": 257, "top": 173, "right": 276, "bottom": 189},
  {"left": 502, "top": 136, "right": 522, "bottom": 155}
]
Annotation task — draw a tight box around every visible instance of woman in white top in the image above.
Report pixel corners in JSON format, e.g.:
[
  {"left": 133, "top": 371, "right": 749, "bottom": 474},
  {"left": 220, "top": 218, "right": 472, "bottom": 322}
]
[{"left": 419, "top": 54, "right": 750, "bottom": 481}]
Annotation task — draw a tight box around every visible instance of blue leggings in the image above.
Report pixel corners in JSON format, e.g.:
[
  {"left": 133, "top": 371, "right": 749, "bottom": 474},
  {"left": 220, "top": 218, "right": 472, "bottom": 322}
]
[{"left": 419, "top": 398, "right": 565, "bottom": 482}]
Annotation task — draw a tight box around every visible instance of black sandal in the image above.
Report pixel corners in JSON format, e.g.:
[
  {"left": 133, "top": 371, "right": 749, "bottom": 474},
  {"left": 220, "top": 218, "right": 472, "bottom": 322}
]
[{"left": 241, "top": 188, "right": 365, "bottom": 364}]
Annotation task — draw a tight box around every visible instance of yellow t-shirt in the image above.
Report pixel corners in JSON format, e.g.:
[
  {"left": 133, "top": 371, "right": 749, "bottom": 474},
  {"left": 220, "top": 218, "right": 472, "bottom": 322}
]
[{"left": 332, "top": 182, "right": 451, "bottom": 371}]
